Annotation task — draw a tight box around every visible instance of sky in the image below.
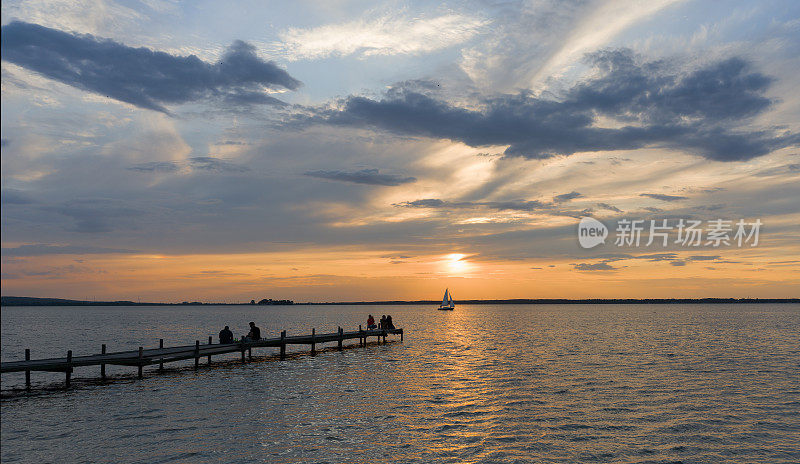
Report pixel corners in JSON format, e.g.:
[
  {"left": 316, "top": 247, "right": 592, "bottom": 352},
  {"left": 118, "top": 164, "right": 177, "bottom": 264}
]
[{"left": 1, "top": 0, "right": 799, "bottom": 302}]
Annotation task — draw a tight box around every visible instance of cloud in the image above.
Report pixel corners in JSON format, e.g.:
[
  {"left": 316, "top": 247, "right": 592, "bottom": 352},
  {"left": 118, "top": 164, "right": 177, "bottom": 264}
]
[
  {"left": 393, "top": 196, "right": 597, "bottom": 220},
  {"left": 304, "top": 168, "right": 416, "bottom": 186},
  {"left": 127, "top": 161, "right": 182, "bottom": 173},
  {"left": 304, "top": 49, "right": 796, "bottom": 161},
  {"left": 394, "top": 198, "right": 548, "bottom": 212},
  {"left": 1, "top": 188, "right": 34, "bottom": 205},
  {"left": 44, "top": 200, "right": 142, "bottom": 233},
  {"left": 1, "top": 21, "right": 301, "bottom": 113},
  {"left": 189, "top": 157, "right": 249, "bottom": 173},
  {"left": 640, "top": 193, "right": 688, "bottom": 201},
  {"left": 574, "top": 262, "right": 617, "bottom": 271},
  {"left": 128, "top": 157, "right": 249, "bottom": 174},
  {"left": 396, "top": 198, "right": 447, "bottom": 208},
  {"left": 553, "top": 191, "right": 582, "bottom": 202},
  {"left": 276, "top": 12, "right": 487, "bottom": 60},
  {"left": 2, "top": 244, "right": 136, "bottom": 257},
  {"left": 596, "top": 202, "right": 622, "bottom": 213},
  {"left": 687, "top": 255, "right": 721, "bottom": 261}
]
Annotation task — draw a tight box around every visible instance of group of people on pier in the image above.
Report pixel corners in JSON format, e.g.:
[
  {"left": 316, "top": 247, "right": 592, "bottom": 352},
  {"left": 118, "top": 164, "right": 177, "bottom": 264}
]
[
  {"left": 218, "top": 322, "right": 260, "bottom": 344},
  {"left": 218, "top": 316, "right": 396, "bottom": 344},
  {"left": 366, "top": 314, "right": 395, "bottom": 330}
]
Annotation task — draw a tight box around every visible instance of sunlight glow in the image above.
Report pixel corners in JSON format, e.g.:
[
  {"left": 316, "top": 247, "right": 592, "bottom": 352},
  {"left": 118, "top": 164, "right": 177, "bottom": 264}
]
[{"left": 445, "top": 253, "right": 471, "bottom": 275}]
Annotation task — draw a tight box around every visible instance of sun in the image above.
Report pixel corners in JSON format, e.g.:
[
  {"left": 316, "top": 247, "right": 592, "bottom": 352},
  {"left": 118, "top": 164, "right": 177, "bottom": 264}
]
[{"left": 445, "top": 253, "right": 471, "bottom": 274}]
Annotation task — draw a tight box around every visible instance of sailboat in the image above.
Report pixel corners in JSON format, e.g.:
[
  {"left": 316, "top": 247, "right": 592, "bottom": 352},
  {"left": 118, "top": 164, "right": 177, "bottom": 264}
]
[{"left": 438, "top": 288, "right": 455, "bottom": 310}]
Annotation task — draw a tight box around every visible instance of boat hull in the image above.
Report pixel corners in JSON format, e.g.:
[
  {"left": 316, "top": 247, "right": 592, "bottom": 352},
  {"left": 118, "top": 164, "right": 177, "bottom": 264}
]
[{"left": 437, "top": 306, "right": 455, "bottom": 311}]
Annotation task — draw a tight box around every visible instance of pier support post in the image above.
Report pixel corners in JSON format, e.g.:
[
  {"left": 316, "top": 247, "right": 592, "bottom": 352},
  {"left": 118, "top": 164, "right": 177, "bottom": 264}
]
[
  {"left": 359, "top": 325, "right": 363, "bottom": 346},
  {"left": 158, "top": 339, "right": 163, "bottom": 372},
  {"left": 248, "top": 345, "right": 252, "bottom": 360},
  {"left": 401, "top": 329, "right": 403, "bottom": 342},
  {"left": 194, "top": 340, "right": 200, "bottom": 370},
  {"left": 280, "top": 330, "right": 286, "bottom": 360},
  {"left": 25, "top": 349, "right": 31, "bottom": 390},
  {"left": 138, "top": 347, "right": 144, "bottom": 379},
  {"left": 382, "top": 330, "right": 386, "bottom": 345},
  {"left": 65, "top": 350, "right": 72, "bottom": 388},
  {"left": 101, "top": 344, "right": 106, "bottom": 379},
  {"left": 240, "top": 340, "right": 246, "bottom": 363},
  {"left": 311, "top": 328, "right": 316, "bottom": 355},
  {"left": 207, "top": 336, "right": 212, "bottom": 364},
  {"left": 338, "top": 327, "right": 343, "bottom": 351}
]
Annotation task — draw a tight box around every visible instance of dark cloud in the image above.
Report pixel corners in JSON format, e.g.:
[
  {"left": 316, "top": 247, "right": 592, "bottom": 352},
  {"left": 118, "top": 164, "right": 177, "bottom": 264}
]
[
  {"left": 640, "top": 193, "right": 687, "bottom": 201},
  {"left": 304, "top": 49, "right": 796, "bottom": 161},
  {"left": 573, "top": 262, "right": 617, "bottom": 271},
  {"left": 1, "top": 189, "right": 34, "bottom": 205},
  {"left": 2, "top": 244, "right": 136, "bottom": 257},
  {"left": 687, "top": 255, "right": 721, "bottom": 261},
  {"left": 553, "top": 191, "right": 582, "bottom": 202},
  {"left": 396, "top": 198, "right": 447, "bottom": 208},
  {"left": 44, "top": 200, "right": 142, "bottom": 233},
  {"left": 1, "top": 21, "right": 301, "bottom": 113},
  {"left": 596, "top": 202, "right": 622, "bottom": 213},
  {"left": 578, "top": 253, "right": 722, "bottom": 269},
  {"left": 304, "top": 168, "right": 416, "bottom": 186}
]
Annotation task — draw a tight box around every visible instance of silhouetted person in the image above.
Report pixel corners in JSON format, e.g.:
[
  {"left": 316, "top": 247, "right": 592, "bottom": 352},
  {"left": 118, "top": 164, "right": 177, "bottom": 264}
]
[
  {"left": 379, "top": 315, "right": 387, "bottom": 330},
  {"left": 367, "top": 314, "right": 376, "bottom": 329},
  {"left": 219, "top": 325, "right": 234, "bottom": 344},
  {"left": 386, "top": 315, "right": 395, "bottom": 330},
  {"left": 247, "top": 321, "right": 261, "bottom": 341}
]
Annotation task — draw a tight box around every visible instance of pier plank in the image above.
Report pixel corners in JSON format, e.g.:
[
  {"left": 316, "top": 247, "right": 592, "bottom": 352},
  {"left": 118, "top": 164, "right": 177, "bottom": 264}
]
[{"left": 0, "top": 328, "right": 403, "bottom": 381}]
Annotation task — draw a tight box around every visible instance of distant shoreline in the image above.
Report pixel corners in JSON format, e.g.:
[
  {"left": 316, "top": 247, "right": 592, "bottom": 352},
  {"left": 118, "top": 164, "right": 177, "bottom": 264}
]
[{"left": 2, "top": 296, "right": 798, "bottom": 307}]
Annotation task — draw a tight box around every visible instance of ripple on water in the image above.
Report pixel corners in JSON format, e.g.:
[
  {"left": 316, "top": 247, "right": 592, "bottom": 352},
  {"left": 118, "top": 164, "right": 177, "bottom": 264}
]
[{"left": 2, "top": 303, "right": 800, "bottom": 464}]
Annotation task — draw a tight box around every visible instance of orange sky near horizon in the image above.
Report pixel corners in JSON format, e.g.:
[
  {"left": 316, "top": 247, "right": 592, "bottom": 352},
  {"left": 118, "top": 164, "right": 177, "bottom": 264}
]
[{"left": 3, "top": 245, "right": 798, "bottom": 303}]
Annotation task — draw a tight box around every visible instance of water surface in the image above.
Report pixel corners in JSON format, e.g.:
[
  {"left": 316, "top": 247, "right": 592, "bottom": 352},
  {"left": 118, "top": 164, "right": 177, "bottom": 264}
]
[{"left": 2, "top": 304, "right": 799, "bottom": 463}]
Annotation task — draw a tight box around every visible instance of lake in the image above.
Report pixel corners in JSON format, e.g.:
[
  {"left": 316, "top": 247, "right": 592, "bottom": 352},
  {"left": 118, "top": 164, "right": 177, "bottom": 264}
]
[{"left": 1, "top": 303, "right": 799, "bottom": 463}]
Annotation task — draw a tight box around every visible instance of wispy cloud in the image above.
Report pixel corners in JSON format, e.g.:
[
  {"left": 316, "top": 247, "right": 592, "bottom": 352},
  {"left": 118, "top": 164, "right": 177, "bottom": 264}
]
[
  {"left": 1, "top": 21, "right": 301, "bottom": 113},
  {"left": 640, "top": 193, "right": 688, "bottom": 201},
  {"left": 2, "top": 244, "right": 136, "bottom": 257},
  {"left": 275, "top": 12, "right": 488, "bottom": 60},
  {"left": 128, "top": 157, "right": 249, "bottom": 174},
  {"left": 304, "top": 168, "right": 416, "bottom": 186}
]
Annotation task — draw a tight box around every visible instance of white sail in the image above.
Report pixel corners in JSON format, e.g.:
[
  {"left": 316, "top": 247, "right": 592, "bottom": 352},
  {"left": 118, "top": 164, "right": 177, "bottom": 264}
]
[
  {"left": 442, "top": 289, "right": 449, "bottom": 307},
  {"left": 448, "top": 291, "right": 454, "bottom": 307}
]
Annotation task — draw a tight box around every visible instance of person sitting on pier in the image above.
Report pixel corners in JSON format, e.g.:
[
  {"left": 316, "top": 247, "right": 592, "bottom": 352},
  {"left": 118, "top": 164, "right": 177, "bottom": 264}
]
[
  {"left": 367, "top": 314, "right": 376, "bottom": 329},
  {"left": 379, "top": 315, "right": 387, "bottom": 330},
  {"left": 386, "top": 315, "right": 395, "bottom": 330},
  {"left": 246, "top": 322, "right": 261, "bottom": 341},
  {"left": 219, "top": 326, "right": 234, "bottom": 344}
]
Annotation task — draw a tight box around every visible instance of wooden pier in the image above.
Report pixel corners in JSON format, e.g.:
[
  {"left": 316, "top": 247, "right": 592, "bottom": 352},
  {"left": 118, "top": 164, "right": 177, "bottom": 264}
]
[{"left": 0, "top": 326, "right": 403, "bottom": 389}]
